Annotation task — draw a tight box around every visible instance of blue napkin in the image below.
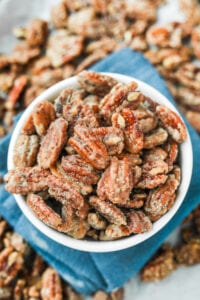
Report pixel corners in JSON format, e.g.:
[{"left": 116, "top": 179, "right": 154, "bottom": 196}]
[{"left": 0, "top": 48, "right": 199, "bottom": 294}]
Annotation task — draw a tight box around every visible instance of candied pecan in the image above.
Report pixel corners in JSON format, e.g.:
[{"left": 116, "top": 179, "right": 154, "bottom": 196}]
[
  {"left": 50, "top": 2, "right": 68, "bottom": 29},
  {"left": 110, "top": 288, "right": 124, "bottom": 300},
  {"left": 64, "top": 285, "right": 83, "bottom": 300},
  {"left": 32, "top": 101, "right": 56, "bottom": 136},
  {"left": 0, "top": 72, "right": 15, "bottom": 93},
  {"left": 6, "top": 75, "right": 28, "bottom": 110},
  {"left": 41, "top": 268, "right": 63, "bottom": 300},
  {"left": 127, "top": 210, "right": 152, "bottom": 234},
  {"left": 13, "top": 134, "right": 39, "bottom": 167},
  {"left": 175, "top": 241, "right": 200, "bottom": 265},
  {"left": 66, "top": 218, "right": 89, "bottom": 239},
  {"left": 144, "top": 167, "right": 181, "bottom": 220},
  {"left": 29, "top": 56, "right": 51, "bottom": 75},
  {"left": 120, "top": 193, "right": 147, "bottom": 209},
  {"left": 156, "top": 105, "right": 187, "bottom": 143},
  {"left": 144, "top": 147, "right": 168, "bottom": 162},
  {"left": 97, "top": 157, "right": 136, "bottom": 205},
  {"left": 86, "top": 37, "right": 117, "bottom": 54},
  {"left": 75, "top": 50, "right": 107, "bottom": 73},
  {"left": 175, "top": 63, "right": 200, "bottom": 91},
  {"left": 67, "top": 7, "right": 95, "bottom": 36},
  {"left": 100, "top": 225, "right": 129, "bottom": 241},
  {"left": 185, "top": 110, "right": 200, "bottom": 132},
  {"left": 121, "top": 108, "right": 144, "bottom": 153},
  {"left": 146, "top": 23, "right": 183, "bottom": 48},
  {"left": 177, "top": 87, "right": 200, "bottom": 108},
  {"left": 126, "top": 0, "right": 157, "bottom": 21},
  {"left": 89, "top": 196, "right": 127, "bottom": 226},
  {"left": 99, "top": 82, "right": 139, "bottom": 121},
  {"left": 61, "top": 155, "right": 99, "bottom": 184},
  {"left": 5, "top": 166, "right": 49, "bottom": 194},
  {"left": 31, "top": 68, "right": 63, "bottom": 88},
  {"left": 78, "top": 71, "right": 118, "bottom": 97},
  {"left": 13, "top": 279, "right": 26, "bottom": 300},
  {"left": 57, "top": 88, "right": 83, "bottom": 121},
  {"left": 141, "top": 245, "right": 176, "bottom": 281},
  {"left": 26, "top": 19, "right": 48, "bottom": 47},
  {"left": 27, "top": 194, "right": 71, "bottom": 233},
  {"left": 92, "top": 127, "right": 124, "bottom": 155},
  {"left": 48, "top": 175, "right": 84, "bottom": 210},
  {"left": 47, "top": 30, "right": 83, "bottom": 67},
  {"left": 69, "top": 125, "right": 109, "bottom": 170},
  {"left": 21, "top": 115, "right": 36, "bottom": 135},
  {"left": 38, "top": 118, "right": 68, "bottom": 169},
  {"left": 0, "top": 247, "right": 24, "bottom": 286},
  {"left": 10, "top": 41, "right": 41, "bottom": 65},
  {"left": 50, "top": 162, "right": 93, "bottom": 196},
  {"left": 164, "top": 140, "right": 179, "bottom": 171},
  {"left": 75, "top": 104, "right": 99, "bottom": 128},
  {"left": 94, "top": 291, "right": 109, "bottom": 300},
  {"left": 143, "top": 128, "right": 168, "bottom": 149},
  {"left": 133, "top": 107, "right": 158, "bottom": 133},
  {"left": 23, "top": 85, "right": 44, "bottom": 107},
  {"left": 116, "top": 152, "right": 142, "bottom": 166},
  {"left": 87, "top": 213, "right": 107, "bottom": 230}
]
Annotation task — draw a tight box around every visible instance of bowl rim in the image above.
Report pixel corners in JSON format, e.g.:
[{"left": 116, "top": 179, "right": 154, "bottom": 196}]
[{"left": 7, "top": 72, "right": 193, "bottom": 253}]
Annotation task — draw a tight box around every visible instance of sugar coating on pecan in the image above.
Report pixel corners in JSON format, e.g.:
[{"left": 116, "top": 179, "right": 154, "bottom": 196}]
[
  {"left": 78, "top": 71, "right": 118, "bottom": 97},
  {"left": 89, "top": 196, "right": 127, "bottom": 226},
  {"left": 27, "top": 194, "right": 70, "bottom": 233},
  {"left": 97, "top": 157, "right": 136, "bottom": 205},
  {"left": 13, "top": 134, "right": 39, "bottom": 167},
  {"left": 156, "top": 105, "right": 187, "bottom": 143},
  {"left": 61, "top": 155, "right": 99, "bottom": 184},
  {"left": 5, "top": 167, "right": 49, "bottom": 194},
  {"left": 32, "top": 100, "right": 56, "bottom": 136},
  {"left": 38, "top": 118, "right": 68, "bottom": 168},
  {"left": 127, "top": 210, "right": 152, "bottom": 234},
  {"left": 69, "top": 125, "right": 109, "bottom": 170}
]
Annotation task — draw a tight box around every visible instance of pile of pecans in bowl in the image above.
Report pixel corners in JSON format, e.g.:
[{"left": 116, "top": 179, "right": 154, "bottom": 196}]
[{"left": 5, "top": 71, "right": 187, "bottom": 241}]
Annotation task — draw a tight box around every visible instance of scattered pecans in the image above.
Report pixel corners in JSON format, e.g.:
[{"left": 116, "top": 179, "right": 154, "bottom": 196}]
[{"left": 5, "top": 71, "right": 187, "bottom": 241}]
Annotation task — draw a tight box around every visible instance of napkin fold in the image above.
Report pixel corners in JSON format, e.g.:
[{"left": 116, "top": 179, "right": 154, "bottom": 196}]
[{"left": 0, "top": 48, "right": 199, "bottom": 294}]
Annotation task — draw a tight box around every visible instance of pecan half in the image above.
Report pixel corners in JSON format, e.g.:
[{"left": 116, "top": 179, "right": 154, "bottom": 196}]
[
  {"left": 121, "top": 108, "right": 144, "bottom": 153},
  {"left": 92, "top": 126, "right": 124, "bottom": 155},
  {"left": 89, "top": 196, "right": 127, "bottom": 226},
  {"left": 41, "top": 268, "right": 63, "bottom": 300},
  {"left": 97, "top": 157, "right": 136, "bottom": 205},
  {"left": 13, "top": 134, "right": 39, "bottom": 167},
  {"left": 69, "top": 125, "right": 109, "bottom": 170},
  {"left": 127, "top": 210, "right": 152, "bottom": 234},
  {"left": 27, "top": 194, "right": 70, "bottom": 233},
  {"left": 5, "top": 167, "right": 49, "bottom": 194},
  {"left": 100, "top": 224, "right": 129, "bottom": 241},
  {"left": 143, "top": 127, "right": 168, "bottom": 149},
  {"left": 78, "top": 71, "right": 118, "bottom": 97},
  {"left": 144, "top": 167, "right": 181, "bottom": 220},
  {"left": 38, "top": 118, "right": 68, "bottom": 169},
  {"left": 99, "top": 82, "right": 139, "bottom": 121},
  {"left": 48, "top": 175, "right": 85, "bottom": 210},
  {"left": 61, "top": 155, "right": 99, "bottom": 184},
  {"left": 156, "top": 105, "right": 187, "bottom": 143},
  {"left": 32, "top": 101, "right": 56, "bottom": 136}
]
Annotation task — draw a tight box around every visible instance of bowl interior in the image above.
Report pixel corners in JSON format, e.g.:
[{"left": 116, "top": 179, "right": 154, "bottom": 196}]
[{"left": 7, "top": 73, "right": 193, "bottom": 252}]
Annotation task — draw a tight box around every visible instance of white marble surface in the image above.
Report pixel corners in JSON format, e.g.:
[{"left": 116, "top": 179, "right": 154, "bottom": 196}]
[{"left": 1, "top": 0, "right": 199, "bottom": 298}]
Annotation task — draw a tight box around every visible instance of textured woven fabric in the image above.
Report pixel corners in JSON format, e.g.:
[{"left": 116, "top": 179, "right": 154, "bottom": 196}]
[{"left": 0, "top": 48, "right": 199, "bottom": 294}]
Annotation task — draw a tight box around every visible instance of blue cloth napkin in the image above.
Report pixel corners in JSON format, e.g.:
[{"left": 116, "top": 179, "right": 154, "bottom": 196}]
[{"left": 0, "top": 48, "right": 199, "bottom": 294}]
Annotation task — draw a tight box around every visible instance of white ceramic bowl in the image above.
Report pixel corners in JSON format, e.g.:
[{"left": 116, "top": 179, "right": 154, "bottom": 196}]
[{"left": 7, "top": 73, "right": 193, "bottom": 253}]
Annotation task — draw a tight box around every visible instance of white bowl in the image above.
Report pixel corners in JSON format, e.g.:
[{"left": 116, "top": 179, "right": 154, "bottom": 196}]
[{"left": 7, "top": 73, "right": 193, "bottom": 253}]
